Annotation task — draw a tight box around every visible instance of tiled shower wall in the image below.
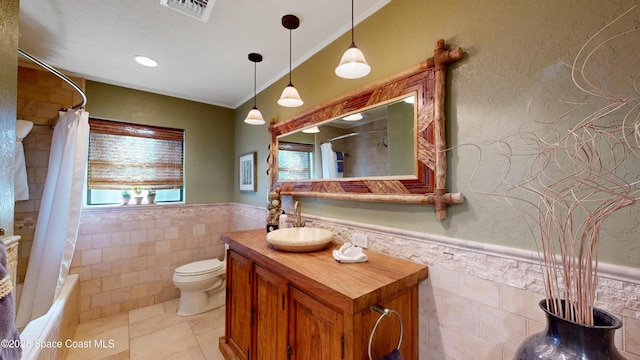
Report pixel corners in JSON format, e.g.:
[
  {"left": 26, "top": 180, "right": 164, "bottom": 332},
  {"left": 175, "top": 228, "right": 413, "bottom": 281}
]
[{"left": 14, "top": 65, "right": 85, "bottom": 283}]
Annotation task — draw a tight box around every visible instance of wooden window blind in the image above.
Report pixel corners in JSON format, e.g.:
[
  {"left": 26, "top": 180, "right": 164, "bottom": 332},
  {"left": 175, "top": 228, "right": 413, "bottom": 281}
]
[
  {"left": 278, "top": 141, "right": 313, "bottom": 180},
  {"left": 87, "top": 118, "right": 184, "bottom": 190}
]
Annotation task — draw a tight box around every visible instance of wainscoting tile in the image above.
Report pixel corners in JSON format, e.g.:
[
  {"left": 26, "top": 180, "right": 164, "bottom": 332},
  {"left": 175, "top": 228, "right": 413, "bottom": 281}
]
[
  {"left": 460, "top": 273, "right": 500, "bottom": 307},
  {"left": 500, "top": 284, "right": 546, "bottom": 323},
  {"left": 626, "top": 316, "right": 640, "bottom": 356},
  {"left": 480, "top": 305, "right": 527, "bottom": 351},
  {"left": 443, "top": 293, "right": 482, "bottom": 336},
  {"left": 427, "top": 317, "right": 462, "bottom": 360},
  {"left": 461, "top": 333, "right": 503, "bottom": 360}
]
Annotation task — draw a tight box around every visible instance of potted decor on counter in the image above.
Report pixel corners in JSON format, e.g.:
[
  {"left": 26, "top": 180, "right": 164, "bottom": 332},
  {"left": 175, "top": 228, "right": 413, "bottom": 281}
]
[
  {"left": 133, "top": 186, "right": 144, "bottom": 205},
  {"left": 146, "top": 189, "right": 156, "bottom": 204},
  {"left": 121, "top": 189, "right": 131, "bottom": 205},
  {"left": 471, "top": 10, "right": 638, "bottom": 360}
]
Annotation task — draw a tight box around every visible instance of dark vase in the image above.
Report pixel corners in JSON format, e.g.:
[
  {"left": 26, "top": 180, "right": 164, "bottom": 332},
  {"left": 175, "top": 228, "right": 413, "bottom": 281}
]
[{"left": 514, "top": 299, "right": 625, "bottom": 359}]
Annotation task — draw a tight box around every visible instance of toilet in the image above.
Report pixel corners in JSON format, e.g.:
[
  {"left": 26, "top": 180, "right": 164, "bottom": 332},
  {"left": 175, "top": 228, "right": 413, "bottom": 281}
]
[{"left": 172, "top": 254, "right": 227, "bottom": 316}]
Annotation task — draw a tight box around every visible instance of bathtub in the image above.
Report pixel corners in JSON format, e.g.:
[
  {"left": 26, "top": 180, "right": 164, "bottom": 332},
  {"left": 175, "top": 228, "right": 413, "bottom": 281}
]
[{"left": 19, "top": 274, "right": 80, "bottom": 360}]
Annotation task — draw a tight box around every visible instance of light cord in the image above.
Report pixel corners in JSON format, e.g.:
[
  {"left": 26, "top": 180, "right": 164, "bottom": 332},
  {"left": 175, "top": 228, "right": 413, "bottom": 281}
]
[
  {"left": 253, "top": 61, "right": 257, "bottom": 107},
  {"left": 351, "top": 0, "right": 355, "bottom": 44},
  {"left": 289, "top": 28, "right": 293, "bottom": 84}
]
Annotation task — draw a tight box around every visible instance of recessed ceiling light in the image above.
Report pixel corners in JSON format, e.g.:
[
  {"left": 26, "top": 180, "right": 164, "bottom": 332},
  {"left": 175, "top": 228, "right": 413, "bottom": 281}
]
[
  {"left": 302, "top": 126, "right": 320, "bottom": 133},
  {"left": 134, "top": 55, "right": 158, "bottom": 67}
]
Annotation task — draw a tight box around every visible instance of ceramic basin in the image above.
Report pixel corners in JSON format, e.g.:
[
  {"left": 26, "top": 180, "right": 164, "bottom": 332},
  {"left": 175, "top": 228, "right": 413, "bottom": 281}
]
[{"left": 266, "top": 227, "right": 334, "bottom": 253}]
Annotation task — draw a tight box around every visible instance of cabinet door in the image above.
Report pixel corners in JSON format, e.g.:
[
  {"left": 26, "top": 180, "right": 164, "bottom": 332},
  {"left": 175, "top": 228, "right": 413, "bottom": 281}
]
[
  {"left": 288, "top": 287, "right": 344, "bottom": 360},
  {"left": 254, "top": 265, "right": 288, "bottom": 360},
  {"left": 226, "top": 250, "right": 252, "bottom": 359}
]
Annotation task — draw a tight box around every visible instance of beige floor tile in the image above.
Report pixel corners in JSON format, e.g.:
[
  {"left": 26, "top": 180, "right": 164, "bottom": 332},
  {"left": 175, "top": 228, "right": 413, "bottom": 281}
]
[
  {"left": 168, "top": 345, "right": 206, "bottom": 360},
  {"left": 129, "top": 303, "right": 165, "bottom": 323},
  {"left": 67, "top": 325, "right": 129, "bottom": 360},
  {"left": 100, "top": 350, "right": 130, "bottom": 360},
  {"left": 130, "top": 309, "right": 187, "bottom": 339},
  {"left": 162, "top": 298, "right": 180, "bottom": 314},
  {"left": 68, "top": 299, "right": 225, "bottom": 360},
  {"left": 196, "top": 328, "right": 226, "bottom": 360},
  {"left": 130, "top": 322, "right": 199, "bottom": 359},
  {"left": 187, "top": 306, "right": 225, "bottom": 336},
  {"left": 73, "top": 312, "right": 129, "bottom": 339}
]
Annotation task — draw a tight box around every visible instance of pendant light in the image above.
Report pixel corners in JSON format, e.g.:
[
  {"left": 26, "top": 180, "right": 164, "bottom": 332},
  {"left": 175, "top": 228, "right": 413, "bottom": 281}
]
[
  {"left": 335, "top": 0, "right": 371, "bottom": 79},
  {"left": 278, "top": 14, "right": 304, "bottom": 107},
  {"left": 244, "top": 53, "right": 265, "bottom": 125}
]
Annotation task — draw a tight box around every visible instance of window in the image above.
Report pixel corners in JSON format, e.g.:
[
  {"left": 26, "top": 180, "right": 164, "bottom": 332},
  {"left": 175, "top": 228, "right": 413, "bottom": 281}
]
[
  {"left": 278, "top": 141, "right": 313, "bottom": 180},
  {"left": 86, "top": 118, "right": 184, "bottom": 205}
]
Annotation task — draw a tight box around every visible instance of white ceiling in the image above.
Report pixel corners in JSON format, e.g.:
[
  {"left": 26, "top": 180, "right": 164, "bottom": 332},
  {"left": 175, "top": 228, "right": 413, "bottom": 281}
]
[{"left": 18, "top": 0, "right": 390, "bottom": 109}]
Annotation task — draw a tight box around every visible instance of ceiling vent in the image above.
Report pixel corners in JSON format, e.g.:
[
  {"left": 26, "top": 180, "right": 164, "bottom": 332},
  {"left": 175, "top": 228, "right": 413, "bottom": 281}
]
[{"left": 160, "top": 0, "right": 215, "bottom": 22}]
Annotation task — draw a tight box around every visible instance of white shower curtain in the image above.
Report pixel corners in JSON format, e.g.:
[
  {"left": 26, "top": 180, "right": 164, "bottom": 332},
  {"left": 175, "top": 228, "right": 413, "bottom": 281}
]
[
  {"left": 16, "top": 109, "right": 89, "bottom": 328},
  {"left": 15, "top": 120, "right": 34, "bottom": 201},
  {"left": 320, "top": 142, "right": 338, "bottom": 179},
  {"left": 321, "top": 142, "right": 340, "bottom": 179}
]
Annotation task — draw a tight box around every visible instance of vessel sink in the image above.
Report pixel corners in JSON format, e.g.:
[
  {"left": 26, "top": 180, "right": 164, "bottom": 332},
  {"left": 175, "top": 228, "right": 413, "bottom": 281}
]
[{"left": 266, "top": 228, "right": 333, "bottom": 253}]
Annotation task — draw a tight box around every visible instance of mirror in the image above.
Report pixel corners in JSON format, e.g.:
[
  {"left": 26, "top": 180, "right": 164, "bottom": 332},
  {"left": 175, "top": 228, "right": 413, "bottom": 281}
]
[
  {"left": 269, "top": 40, "right": 465, "bottom": 219},
  {"left": 277, "top": 95, "right": 416, "bottom": 180}
]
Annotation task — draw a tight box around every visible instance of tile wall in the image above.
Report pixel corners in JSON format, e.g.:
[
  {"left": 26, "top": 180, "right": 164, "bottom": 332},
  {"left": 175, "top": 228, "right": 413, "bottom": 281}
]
[
  {"left": 341, "top": 119, "right": 389, "bottom": 177},
  {"left": 305, "top": 214, "right": 640, "bottom": 359},
  {"left": 16, "top": 201, "right": 640, "bottom": 359},
  {"left": 14, "top": 65, "right": 85, "bottom": 283},
  {"left": 72, "top": 204, "right": 264, "bottom": 323},
  {"left": 315, "top": 119, "right": 388, "bottom": 178}
]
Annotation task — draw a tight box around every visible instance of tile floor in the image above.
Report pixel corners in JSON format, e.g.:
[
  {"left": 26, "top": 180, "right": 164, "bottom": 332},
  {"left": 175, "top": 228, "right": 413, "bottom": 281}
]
[{"left": 66, "top": 300, "right": 225, "bottom": 360}]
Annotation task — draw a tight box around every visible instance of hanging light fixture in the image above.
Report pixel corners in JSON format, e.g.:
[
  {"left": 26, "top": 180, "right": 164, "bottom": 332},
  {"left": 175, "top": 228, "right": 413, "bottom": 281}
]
[
  {"left": 335, "top": 0, "right": 370, "bottom": 79},
  {"left": 278, "top": 14, "right": 304, "bottom": 107},
  {"left": 342, "top": 113, "right": 363, "bottom": 121},
  {"left": 244, "top": 53, "right": 265, "bottom": 125}
]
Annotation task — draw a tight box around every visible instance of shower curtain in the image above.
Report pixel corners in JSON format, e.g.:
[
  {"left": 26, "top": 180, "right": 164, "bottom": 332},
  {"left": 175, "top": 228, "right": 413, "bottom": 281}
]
[
  {"left": 16, "top": 109, "right": 89, "bottom": 328},
  {"left": 15, "top": 120, "right": 34, "bottom": 201},
  {"left": 321, "top": 142, "right": 338, "bottom": 179}
]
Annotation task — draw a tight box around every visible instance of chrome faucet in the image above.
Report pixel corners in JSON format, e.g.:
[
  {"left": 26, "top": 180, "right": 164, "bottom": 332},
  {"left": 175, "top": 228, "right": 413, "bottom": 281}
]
[{"left": 290, "top": 201, "right": 306, "bottom": 227}]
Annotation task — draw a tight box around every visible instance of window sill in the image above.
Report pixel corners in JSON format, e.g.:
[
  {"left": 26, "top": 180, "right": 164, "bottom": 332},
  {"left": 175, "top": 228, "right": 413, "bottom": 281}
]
[{"left": 83, "top": 202, "right": 186, "bottom": 211}]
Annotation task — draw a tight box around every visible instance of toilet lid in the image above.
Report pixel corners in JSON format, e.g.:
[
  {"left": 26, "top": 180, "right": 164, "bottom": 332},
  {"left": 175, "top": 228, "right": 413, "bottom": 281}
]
[{"left": 175, "top": 259, "right": 224, "bottom": 276}]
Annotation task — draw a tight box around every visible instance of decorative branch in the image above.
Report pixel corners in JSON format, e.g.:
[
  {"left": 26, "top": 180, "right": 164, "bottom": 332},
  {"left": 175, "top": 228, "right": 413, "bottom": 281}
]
[{"left": 468, "top": 6, "right": 639, "bottom": 325}]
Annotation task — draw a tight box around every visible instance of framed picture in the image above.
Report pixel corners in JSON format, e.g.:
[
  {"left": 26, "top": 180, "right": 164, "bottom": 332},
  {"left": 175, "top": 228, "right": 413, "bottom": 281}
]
[{"left": 239, "top": 152, "right": 257, "bottom": 192}]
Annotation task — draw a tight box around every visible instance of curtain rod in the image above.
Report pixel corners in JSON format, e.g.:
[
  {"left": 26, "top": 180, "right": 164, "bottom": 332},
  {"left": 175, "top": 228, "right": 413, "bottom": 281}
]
[
  {"left": 18, "top": 48, "right": 87, "bottom": 109},
  {"left": 322, "top": 128, "right": 387, "bottom": 144}
]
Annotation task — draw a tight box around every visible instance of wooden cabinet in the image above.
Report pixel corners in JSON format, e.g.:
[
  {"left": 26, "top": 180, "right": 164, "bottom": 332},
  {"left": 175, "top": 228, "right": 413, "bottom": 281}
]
[
  {"left": 224, "top": 250, "right": 252, "bottom": 360},
  {"left": 254, "top": 264, "right": 287, "bottom": 360},
  {"left": 288, "top": 287, "right": 344, "bottom": 360},
  {"left": 219, "top": 229, "right": 428, "bottom": 360}
]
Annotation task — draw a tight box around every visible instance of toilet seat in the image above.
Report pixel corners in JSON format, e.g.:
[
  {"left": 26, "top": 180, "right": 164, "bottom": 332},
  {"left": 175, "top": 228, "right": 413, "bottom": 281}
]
[{"left": 175, "top": 259, "right": 224, "bottom": 277}]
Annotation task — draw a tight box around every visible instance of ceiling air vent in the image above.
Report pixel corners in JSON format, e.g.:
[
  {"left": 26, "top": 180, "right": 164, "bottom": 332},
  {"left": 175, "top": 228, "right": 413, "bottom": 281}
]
[{"left": 160, "top": 0, "right": 215, "bottom": 22}]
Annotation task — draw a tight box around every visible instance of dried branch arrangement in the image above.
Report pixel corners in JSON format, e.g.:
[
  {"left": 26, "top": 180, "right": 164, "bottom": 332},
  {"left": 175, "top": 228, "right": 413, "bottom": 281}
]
[{"left": 470, "top": 7, "right": 639, "bottom": 325}]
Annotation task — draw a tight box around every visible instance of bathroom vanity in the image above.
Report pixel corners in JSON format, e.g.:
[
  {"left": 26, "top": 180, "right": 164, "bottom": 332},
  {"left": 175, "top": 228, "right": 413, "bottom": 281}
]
[{"left": 219, "top": 229, "right": 428, "bottom": 360}]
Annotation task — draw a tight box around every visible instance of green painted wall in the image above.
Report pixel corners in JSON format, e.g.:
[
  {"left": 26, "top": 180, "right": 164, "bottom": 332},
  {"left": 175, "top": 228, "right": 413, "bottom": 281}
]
[
  {"left": 388, "top": 101, "right": 414, "bottom": 176},
  {"left": 86, "top": 81, "right": 235, "bottom": 204},
  {"left": 0, "top": 0, "right": 19, "bottom": 235},
  {"left": 233, "top": 0, "right": 640, "bottom": 267}
]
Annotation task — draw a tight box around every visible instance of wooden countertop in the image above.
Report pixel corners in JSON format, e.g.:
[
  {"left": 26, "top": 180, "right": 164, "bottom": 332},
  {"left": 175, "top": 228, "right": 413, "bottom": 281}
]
[{"left": 222, "top": 228, "right": 428, "bottom": 314}]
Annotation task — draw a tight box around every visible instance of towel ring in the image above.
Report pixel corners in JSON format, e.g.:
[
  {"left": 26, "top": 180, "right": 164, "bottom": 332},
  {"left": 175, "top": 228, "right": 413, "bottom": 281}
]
[{"left": 368, "top": 305, "right": 403, "bottom": 360}]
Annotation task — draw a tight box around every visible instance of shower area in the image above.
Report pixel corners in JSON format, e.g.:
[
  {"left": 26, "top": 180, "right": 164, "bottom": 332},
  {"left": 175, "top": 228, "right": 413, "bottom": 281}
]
[{"left": 13, "top": 50, "right": 89, "bottom": 359}]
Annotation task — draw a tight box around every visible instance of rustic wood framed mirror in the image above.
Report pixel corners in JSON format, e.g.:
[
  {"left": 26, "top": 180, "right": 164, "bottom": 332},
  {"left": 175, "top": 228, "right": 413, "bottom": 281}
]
[{"left": 269, "top": 40, "right": 464, "bottom": 219}]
